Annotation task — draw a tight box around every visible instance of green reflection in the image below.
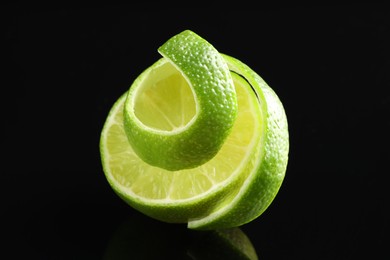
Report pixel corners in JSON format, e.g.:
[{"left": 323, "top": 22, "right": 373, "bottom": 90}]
[
  {"left": 103, "top": 214, "right": 258, "bottom": 260},
  {"left": 187, "top": 228, "right": 258, "bottom": 260}
]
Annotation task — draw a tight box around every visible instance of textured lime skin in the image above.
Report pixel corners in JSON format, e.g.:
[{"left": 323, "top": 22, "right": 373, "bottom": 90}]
[
  {"left": 124, "top": 30, "right": 238, "bottom": 171},
  {"left": 188, "top": 54, "right": 289, "bottom": 230}
]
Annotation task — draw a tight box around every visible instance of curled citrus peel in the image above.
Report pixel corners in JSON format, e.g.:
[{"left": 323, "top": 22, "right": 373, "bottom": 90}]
[
  {"left": 124, "top": 30, "right": 238, "bottom": 171},
  {"left": 100, "top": 30, "right": 289, "bottom": 230}
]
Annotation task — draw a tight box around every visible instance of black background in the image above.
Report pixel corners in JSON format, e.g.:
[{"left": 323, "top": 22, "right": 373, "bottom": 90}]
[{"left": 2, "top": 4, "right": 389, "bottom": 259}]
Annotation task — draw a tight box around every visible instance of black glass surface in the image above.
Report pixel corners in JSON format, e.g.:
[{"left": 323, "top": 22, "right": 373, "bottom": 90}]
[{"left": 3, "top": 4, "right": 389, "bottom": 259}]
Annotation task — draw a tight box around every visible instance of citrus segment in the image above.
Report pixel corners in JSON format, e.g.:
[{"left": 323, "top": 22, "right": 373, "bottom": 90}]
[{"left": 124, "top": 30, "right": 237, "bottom": 171}]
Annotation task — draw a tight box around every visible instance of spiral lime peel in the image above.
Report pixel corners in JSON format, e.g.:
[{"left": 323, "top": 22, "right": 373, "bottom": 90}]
[
  {"left": 124, "top": 30, "right": 237, "bottom": 171},
  {"left": 100, "top": 30, "right": 289, "bottom": 230}
]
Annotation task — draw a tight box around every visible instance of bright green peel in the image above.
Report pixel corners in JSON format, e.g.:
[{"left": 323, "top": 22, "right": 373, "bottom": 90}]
[{"left": 124, "top": 30, "right": 238, "bottom": 171}]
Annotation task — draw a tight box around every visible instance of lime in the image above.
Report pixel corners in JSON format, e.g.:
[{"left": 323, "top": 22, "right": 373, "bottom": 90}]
[
  {"left": 100, "top": 30, "right": 289, "bottom": 230},
  {"left": 124, "top": 30, "right": 237, "bottom": 171}
]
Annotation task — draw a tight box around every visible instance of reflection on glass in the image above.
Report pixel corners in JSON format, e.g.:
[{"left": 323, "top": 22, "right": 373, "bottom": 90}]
[
  {"left": 187, "top": 228, "right": 258, "bottom": 260},
  {"left": 103, "top": 214, "right": 258, "bottom": 260}
]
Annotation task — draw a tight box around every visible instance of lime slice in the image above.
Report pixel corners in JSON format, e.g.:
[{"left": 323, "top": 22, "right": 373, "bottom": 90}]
[
  {"left": 100, "top": 70, "right": 261, "bottom": 223},
  {"left": 124, "top": 30, "right": 237, "bottom": 171},
  {"left": 100, "top": 30, "right": 289, "bottom": 230}
]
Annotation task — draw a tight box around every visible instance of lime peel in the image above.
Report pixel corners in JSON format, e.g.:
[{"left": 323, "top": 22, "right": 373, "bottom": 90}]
[
  {"left": 188, "top": 55, "right": 289, "bottom": 230},
  {"left": 124, "top": 30, "right": 238, "bottom": 171}
]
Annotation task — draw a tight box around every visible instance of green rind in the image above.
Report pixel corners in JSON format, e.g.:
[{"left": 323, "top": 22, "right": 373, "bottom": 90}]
[
  {"left": 188, "top": 54, "right": 289, "bottom": 230},
  {"left": 124, "top": 30, "right": 237, "bottom": 171}
]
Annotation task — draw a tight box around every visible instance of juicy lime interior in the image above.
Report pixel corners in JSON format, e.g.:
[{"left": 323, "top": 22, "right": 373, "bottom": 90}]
[
  {"left": 102, "top": 72, "right": 261, "bottom": 201},
  {"left": 133, "top": 61, "right": 197, "bottom": 131}
]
